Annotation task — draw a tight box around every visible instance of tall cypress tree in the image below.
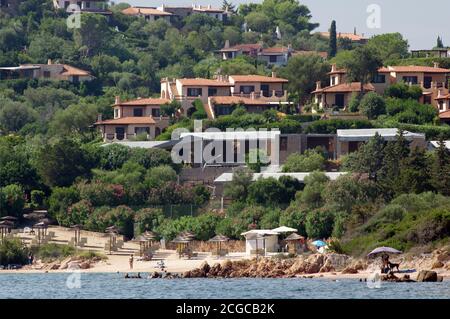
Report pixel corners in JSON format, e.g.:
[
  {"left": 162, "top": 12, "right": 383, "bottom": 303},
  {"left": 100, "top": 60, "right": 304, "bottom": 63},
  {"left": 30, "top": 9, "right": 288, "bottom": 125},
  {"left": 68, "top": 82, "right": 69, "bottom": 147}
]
[
  {"left": 329, "top": 20, "right": 337, "bottom": 58},
  {"left": 437, "top": 36, "right": 444, "bottom": 48}
]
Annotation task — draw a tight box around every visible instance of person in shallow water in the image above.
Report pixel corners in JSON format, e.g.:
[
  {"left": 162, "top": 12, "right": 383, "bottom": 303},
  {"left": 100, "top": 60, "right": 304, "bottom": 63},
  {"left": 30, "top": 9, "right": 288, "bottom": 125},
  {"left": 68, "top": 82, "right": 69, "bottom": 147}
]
[
  {"left": 129, "top": 254, "right": 134, "bottom": 269},
  {"left": 125, "top": 273, "right": 130, "bottom": 278}
]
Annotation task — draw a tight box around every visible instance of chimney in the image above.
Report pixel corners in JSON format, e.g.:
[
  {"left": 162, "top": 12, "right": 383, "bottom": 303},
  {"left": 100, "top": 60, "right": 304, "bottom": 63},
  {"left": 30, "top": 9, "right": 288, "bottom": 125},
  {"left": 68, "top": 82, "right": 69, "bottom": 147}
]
[
  {"left": 316, "top": 81, "right": 322, "bottom": 90},
  {"left": 437, "top": 89, "right": 444, "bottom": 98},
  {"left": 161, "top": 4, "right": 165, "bottom": 12},
  {"left": 272, "top": 71, "right": 277, "bottom": 78},
  {"left": 331, "top": 64, "right": 337, "bottom": 72},
  {"left": 97, "top": 114, "right": 102, "bottom": 122},
  {"left": 208, "top": 4, "right": 211, "bottom": 9},
  {"left": 224, "top": 39, "right": 230, "bottom": 49},
  {"left": 115, "top": 96, "right": 121, "bottom": 105},
  {"left": 47, "top": 59, "right": 52, "bottom": 65},
  {"left": 434, "top": 62, "right": 440, "bottom": 68},
  {"left": 287, "top": 44, "right": 292, "bottom": 51}
]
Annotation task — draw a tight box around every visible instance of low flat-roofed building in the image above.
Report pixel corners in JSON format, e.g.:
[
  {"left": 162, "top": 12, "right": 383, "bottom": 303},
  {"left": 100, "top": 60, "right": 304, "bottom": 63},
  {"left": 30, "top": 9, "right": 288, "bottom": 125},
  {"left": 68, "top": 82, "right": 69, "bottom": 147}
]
[{"left": 336, "top": 128, "right": 427, "bottom": 157}]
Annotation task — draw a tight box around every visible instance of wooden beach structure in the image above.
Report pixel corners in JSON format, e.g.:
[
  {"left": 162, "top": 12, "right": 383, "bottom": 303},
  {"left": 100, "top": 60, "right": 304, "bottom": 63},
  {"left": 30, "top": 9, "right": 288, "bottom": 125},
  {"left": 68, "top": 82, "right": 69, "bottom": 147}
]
[
  {"left": 285, "top": 233, "right": 305, "bottom": 255},
  {"left": 0, "top": 220, "right": 14, "bottom": 242},
  {"left": 209, "top": 235, "right": 229, "bottom": 257}
]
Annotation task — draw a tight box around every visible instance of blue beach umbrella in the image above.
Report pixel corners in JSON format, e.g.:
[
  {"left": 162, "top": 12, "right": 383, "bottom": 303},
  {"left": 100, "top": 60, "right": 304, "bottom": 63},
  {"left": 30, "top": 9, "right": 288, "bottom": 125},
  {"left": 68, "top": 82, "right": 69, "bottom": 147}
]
[{"left": 312, "top": 240, "right": 327, "bottom": 247}]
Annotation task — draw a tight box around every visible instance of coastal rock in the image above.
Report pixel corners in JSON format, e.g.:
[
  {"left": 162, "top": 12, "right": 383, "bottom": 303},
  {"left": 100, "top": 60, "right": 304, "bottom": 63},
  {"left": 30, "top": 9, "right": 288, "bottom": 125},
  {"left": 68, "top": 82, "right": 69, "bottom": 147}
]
[
  {"left": 182, "top": 271, "right": 191, "bottom": 278},
  {"left": 431, "top": 261, "right": 444, "bottom": 269},
  {"left": 50, "top": 263, "right": 60, "bottom": 270},
  {"left": 341, "top": 266, "right": 358, "bottom": 274},
  {"left": 304, "top": 254, "right": 325, "bottom": 274},
  {"left": 79, "top": 262, "right": 90, "bottom": 269},
  {"left": 319, "top": 259, "right": 335, "bottom": 273},
  {"left": 199, "top": 262, "right": 211, "bottom": 276},
  {"left": 208, "top": 263, "right": 222, "bottom": 277},
  {"left": 151, "top": 271, "right": 161, "bottom": 278},
  {"left": 416, "top": 270, "right": 438, "bottom": 282}
]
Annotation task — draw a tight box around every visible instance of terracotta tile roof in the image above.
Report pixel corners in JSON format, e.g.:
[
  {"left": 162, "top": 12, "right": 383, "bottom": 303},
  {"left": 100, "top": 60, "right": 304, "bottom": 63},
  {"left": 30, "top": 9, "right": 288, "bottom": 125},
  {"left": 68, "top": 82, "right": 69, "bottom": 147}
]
[
  {"left": 115, "top": 98, "right": 171, "bottom": 106},
  {"left": 177, "top": 78, "right": 234, "bottom": 87},
  {"left": 378, "top": 66, "right": 450, "bottom": 73},
  {"left": 210, "top": 96, "right": 275, "bottom": 106},
  {"left": 261, "top": 47, "right": 290, "bottom": 55},
  {"left": 21, "top": 63, "right": 92, "bottom": 76},
  {"left": 122, "top": 7, "right": 173, "bottom": 16},
  {"left": 312, "top": 82, "right": 375, "bottom": 93},
  {"left": 95, "top": 117, "right": 156, "bottom": 125},
  {"left": 318, "top": 32, "right": 367, "bottom": 42},
  {"left": 439, "top": 110, "right": 450, "bottom": 119},
  {"left": 60, "top": 64, "right": 92, "bottom": 76},
  {"left": 229, "top": 75, "right": 289, "bottom": 83}
]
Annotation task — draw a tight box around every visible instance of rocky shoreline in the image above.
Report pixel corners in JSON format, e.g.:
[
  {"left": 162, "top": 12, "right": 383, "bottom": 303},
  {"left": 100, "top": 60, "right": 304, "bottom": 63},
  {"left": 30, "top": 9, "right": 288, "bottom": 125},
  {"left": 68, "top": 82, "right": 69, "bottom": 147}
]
[{"left": 180, "top": 251, "right": 450, "bottom": 282}]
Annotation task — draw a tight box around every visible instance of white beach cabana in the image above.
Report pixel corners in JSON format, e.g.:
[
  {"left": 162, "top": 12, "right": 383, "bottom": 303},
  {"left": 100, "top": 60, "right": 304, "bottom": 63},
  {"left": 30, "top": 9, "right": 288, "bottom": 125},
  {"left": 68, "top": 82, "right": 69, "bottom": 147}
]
[{"left": 241, "top": 230, "right": 280, "bottom": 256}]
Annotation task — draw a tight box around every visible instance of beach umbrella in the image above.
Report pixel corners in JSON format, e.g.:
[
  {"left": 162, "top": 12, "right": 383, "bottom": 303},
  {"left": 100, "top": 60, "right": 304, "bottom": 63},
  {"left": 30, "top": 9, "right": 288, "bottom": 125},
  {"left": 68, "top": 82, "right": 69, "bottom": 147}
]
[
  {"left": 367, "top": 247, "right": 402, "bottom": 257},
  {"left": 105, "top": 226, "right": 118, "bottom": 255},
  {"left": 143, "top": 231, "right": 157, "bottom": 240},
  {"left": 179, "top": 231, "right": 195, "bottom": 239},
  {"left": 71, "top": 224, "right": 83, "bottom": 246},
  {"left": 209, "top": 235, "right": 229, "bottom": 256},
  {"left": 285, "top": 233, "right": 304, "bottom": 241},
  {"left": 272, "top": 226, "right": 297, "bottom": 234},
  {"left": 312, "top": 240, "right": 327, "bottom": 247}
]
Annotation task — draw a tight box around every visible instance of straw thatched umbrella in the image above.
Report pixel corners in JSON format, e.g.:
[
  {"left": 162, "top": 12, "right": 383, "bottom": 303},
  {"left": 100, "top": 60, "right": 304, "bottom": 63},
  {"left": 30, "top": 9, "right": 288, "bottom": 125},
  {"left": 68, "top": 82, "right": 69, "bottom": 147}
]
[
  {"left": 0, "top": 221, "right": 14, "bottom": 241},
  {"left": 285, "top": 233, "right": 305, "bottom": 255},
  {"left": 136, "top": 235, "right": 148, "bottom": 257},
  {"left": 172, "top": 235, "right": 192, "bottom": 257},
  {"left": 70, "top": 224, "right": 83, "bottom": 246},
  {"left": 143, "top": 231, "right": 157, "bottom": 250},
  {"left": 179, "top": 231, "right": 195, "bottom": 240},
  {"left": 105, "top": 226, "right": 118, "bottom": 255},
  {"left": 33, "top": 221, "right": 48, "bottom": 246},
  {"left": 209, "top": 235, "right": 229, "bottom": 256}
]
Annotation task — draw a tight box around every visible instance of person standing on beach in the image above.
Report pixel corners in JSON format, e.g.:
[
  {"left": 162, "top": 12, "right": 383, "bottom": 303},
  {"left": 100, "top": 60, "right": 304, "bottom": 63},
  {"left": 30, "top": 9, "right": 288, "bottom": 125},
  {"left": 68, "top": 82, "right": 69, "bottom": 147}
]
[
  {"left": 129, "top": 254, "right": 134, "bottom": 269},
  {"left": 28, "top": 252, "right": 34, "bottom": 265}
]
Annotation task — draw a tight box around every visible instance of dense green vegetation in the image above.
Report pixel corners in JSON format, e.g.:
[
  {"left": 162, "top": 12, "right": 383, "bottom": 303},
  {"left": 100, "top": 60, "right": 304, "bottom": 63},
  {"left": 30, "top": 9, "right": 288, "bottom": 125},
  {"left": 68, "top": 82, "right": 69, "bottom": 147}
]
[{"left": 1, "top": 1, "right": 450, "bottom": 256}]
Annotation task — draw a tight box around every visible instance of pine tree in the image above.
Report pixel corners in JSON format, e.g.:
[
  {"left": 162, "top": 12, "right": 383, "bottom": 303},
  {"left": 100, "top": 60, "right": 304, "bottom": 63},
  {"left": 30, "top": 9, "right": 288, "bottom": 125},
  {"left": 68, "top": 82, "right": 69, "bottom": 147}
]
[
  {"left": 431, "top": 136, "right": 450, "bottom": 195},
  {"left": 397, "top": 147, "right": 432, "bottom": 194},
  {"left": 222, "top": 0, "right": 236, "bottom": 13},
  {"left": 378, "top": 130, "right": 411, "bottom": 198},
  {"left": 328, "top": 20, "right": 337, "bottom": 58}
]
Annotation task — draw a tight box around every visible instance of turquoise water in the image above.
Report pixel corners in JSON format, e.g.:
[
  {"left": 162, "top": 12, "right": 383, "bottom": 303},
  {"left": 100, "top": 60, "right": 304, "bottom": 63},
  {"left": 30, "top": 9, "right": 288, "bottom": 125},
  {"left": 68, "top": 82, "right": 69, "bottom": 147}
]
[{"left": 0, "top": 273, "right": 449, "bottom": 299}]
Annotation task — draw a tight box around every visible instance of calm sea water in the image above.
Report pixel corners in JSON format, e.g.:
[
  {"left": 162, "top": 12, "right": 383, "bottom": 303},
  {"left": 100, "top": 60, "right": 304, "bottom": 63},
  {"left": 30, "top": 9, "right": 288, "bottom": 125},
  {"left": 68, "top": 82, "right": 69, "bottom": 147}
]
[{"left": 0, "top": 273, "right": 449, "bottom": 299}]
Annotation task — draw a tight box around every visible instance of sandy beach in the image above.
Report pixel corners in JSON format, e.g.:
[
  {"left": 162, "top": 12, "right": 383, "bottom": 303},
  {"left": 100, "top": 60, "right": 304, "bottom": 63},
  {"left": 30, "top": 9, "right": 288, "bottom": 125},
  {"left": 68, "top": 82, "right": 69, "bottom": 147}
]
[{"left": 1, "top": 225, "right": 449, "bottom": 281}]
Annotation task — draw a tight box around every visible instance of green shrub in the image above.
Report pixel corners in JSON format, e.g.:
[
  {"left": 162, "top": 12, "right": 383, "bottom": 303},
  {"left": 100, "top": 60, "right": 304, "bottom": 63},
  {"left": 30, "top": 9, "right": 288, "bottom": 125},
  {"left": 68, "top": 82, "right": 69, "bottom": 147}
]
[
  {"left": 0, "top": 238, "right": 28, "bottom": 266},
  {"left": 305, "top": 208, "right": 335, "bottom": 239},
  {"left": 0, "top": 184, "right": 25, "bottom": 217},
  {"left": 33, "top": 243, "right": 75, "bottom": 262},
  {"left": 282, "top": 150, "right": 325, "bottom": 172},
  {"left": 305, "top": 119, "right": 373, "bottom": 134},
  {"left": 134, "top": 208, "right": 165, "bottom": 234}
]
